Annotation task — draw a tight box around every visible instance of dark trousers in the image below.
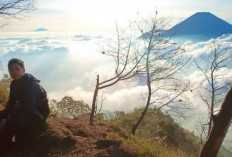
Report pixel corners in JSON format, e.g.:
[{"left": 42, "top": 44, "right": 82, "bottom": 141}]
[{"left": 0, "top": 114, "right": 45, "bottom": 147}]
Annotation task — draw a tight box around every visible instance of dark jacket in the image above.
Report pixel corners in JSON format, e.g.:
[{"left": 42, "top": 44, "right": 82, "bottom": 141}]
[{"left": 0, "top": 73, "right": 49, "bottom": 121}]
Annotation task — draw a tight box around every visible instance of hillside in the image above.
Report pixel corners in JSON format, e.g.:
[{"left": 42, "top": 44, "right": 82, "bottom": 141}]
[
  {"left": 1, "top": 114, "right": 133, "bottom": 157},
  {"left": 108, "top": 108, "right": 201, "bottom": 156},
  {"left": 108, "top": 108, "right": 230, "bottom": 157},
  {"left": 1, "top": 113, "right": 194, "bottom": 157}
]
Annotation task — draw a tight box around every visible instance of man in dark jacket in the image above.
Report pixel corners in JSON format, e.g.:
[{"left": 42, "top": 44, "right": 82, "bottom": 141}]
[{"left": 0, "top": 58, "right": 50, "bottom": 148}]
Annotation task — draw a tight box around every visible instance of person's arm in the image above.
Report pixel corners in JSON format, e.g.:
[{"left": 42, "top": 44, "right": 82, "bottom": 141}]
[
  {"left": 12, "top": 81, "right": 41, "bottom": 116},
  {"left": 0, "top": 106, "right": 8, "bottom": 119},
  {"left": 0, "top": 111, "right": 4, "bottom": 119}
]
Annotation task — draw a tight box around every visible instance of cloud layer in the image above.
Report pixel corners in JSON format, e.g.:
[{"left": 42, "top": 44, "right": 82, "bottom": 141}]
[{"left": 1, "top": 32, "right": 232, "bottom": 115}]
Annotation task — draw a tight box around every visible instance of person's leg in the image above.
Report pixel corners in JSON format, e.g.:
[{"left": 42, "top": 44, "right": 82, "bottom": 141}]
[
  {"left": 15, "top": 114, "right": 45, "bottom": 145},
  {"left": 0, "top": 118, "right": 17, "bottom": 148}
]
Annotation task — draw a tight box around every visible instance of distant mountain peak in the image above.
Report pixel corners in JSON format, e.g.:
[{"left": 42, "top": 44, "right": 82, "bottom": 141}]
[
  {"left": 34, "top": 27, "right": 48, "bottom": 32},
  {"left": 165, "top": 12, "right": 232, "bottom": 42},
  {"left": 193, "top": 12, "right": 214, "bottom": 15},
  {"left": 185, "top": 12, "right": 225, "bottom": 22}
]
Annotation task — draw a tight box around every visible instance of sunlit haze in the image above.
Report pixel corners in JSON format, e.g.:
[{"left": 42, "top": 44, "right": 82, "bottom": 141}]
[{"left": 1, "top": 0, "right": 232, "bottom": 32}]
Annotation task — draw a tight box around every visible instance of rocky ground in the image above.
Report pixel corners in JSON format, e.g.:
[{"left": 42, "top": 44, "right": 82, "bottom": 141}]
[{"left": 1, "top": 114, "right": 133, "bottom": 157}]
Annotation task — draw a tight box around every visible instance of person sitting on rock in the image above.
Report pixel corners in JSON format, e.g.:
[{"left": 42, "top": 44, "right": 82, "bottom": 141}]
[{"left": 0, "top": 58, "right": 50, "bottom": 148}]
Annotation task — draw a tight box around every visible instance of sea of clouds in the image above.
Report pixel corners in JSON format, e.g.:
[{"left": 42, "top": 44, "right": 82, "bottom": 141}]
[
  {"left": 1, "top": 32, "right": 232, "bottom": 111},
  {"left": 1, "top": 32, "right": 232, "bottom": 147},
  {"left": 0, "top": 32, "right": 146, "bottom": 112}
]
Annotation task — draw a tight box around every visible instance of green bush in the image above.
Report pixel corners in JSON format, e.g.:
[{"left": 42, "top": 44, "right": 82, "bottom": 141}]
[
  {"left": 0, "top": 74, "right": 11, "bottom": 109},
  {"left": 51, "top": 96, "right": 90, "bottom": 118}
]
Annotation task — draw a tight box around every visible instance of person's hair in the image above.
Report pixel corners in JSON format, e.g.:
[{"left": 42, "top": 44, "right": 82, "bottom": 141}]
[{"left": 8, "top": 58, "right": 25, "bottom": 69}]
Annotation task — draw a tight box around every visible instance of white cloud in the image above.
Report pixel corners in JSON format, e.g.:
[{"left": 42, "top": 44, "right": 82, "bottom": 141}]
[
  {"left": 1, "top": 32, "right": 232, "bottom": 115},
  {"left": 182, "top": 34, "right": 232, "bottom": 59},
  {"left": 0, "top": 32, "right": 145, "bottom": 112}
]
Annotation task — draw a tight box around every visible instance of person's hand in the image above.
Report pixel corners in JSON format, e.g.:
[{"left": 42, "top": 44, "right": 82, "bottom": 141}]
[{"left": 0, "top": 118, "right": 6, "bottom": 131}]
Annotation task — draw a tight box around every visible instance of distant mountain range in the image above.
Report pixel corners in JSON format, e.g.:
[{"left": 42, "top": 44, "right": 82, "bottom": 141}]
[
  {"left": 142, "top": 12, "right": 232, "bottom": 43},
  {"left": 34, "top": 27, "right": 48, "bottom": 32}
]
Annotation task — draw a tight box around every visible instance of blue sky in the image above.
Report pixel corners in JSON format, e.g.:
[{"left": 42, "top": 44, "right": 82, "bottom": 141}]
[{"left": 1, "top": 0, "right": 232, "bottom": 32}]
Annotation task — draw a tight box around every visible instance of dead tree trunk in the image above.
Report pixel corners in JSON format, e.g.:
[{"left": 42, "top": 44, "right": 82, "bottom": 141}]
[
  {"left": 131, "top": 27, "right": 152, "bottom": 135},
  {"left": 132, "top": 81, "right": 151, "bottom": 134},
  {"left": 89, "top": 75, "right": 99, "bottom": 126},
  {"left": 200, "top": 84, "right": 232, "bottom": 157}
]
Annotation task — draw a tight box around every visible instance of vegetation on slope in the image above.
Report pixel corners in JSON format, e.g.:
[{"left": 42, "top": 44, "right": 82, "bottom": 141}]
[{"left": 107, "top": 108, "right": 201, "bottom": 156}]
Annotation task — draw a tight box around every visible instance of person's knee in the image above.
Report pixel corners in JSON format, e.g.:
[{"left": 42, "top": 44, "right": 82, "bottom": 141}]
[{"left": 15, "top": 120, "right": 45, "bottom": 144}]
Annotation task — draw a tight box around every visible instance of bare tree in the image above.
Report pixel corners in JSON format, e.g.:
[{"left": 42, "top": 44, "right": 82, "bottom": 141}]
[
  {"left": 200, "top": 84, "right": 232, "bottom": 157},
  {"left": 131, "top": 12, "right": 191, "bottom": 135},
  {"left": 195, "top": 40, "right": 232, "bottom": 138},
  {"left": 89, "top": 26, "right": 145, "bottom": 126},
  {"left": 90, "top": 12, "right": 191, "bottom": 129},
  {"left": 0, "top": 0, "right": 34, "bottom": 27}
]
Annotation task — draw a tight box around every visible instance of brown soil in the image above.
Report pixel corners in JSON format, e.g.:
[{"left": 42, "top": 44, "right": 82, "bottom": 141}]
[{"left": 1, "top": 114, "right": 134, "bottom": 157}]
